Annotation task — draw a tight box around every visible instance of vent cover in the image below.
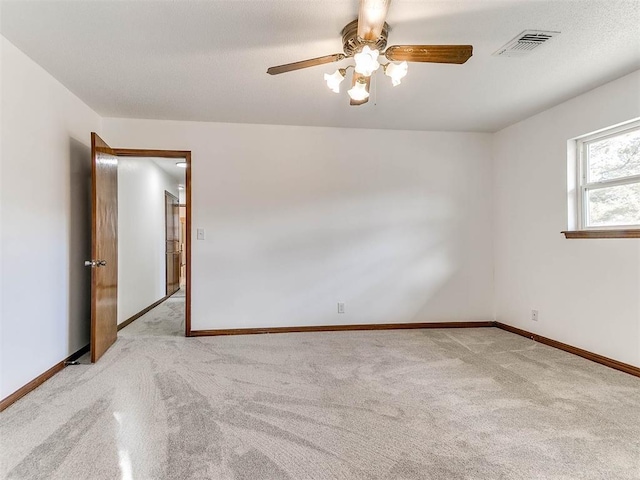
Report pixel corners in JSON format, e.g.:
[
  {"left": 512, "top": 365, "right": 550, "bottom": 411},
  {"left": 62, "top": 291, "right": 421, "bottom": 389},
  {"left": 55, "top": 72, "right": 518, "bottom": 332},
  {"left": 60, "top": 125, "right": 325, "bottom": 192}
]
[{"left": 493, "top": 30, "right": 560, "bottom": 57}]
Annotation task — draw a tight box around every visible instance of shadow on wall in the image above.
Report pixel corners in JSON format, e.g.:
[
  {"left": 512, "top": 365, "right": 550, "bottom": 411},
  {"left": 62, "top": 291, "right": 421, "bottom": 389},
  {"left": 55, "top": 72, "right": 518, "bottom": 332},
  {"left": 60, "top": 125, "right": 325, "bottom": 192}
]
[
  {"left": 68, "top": 137, "right": 92, "bottom": 352},
  {"left": 202, "top": 191, "right": 465, "bottom": 326}
]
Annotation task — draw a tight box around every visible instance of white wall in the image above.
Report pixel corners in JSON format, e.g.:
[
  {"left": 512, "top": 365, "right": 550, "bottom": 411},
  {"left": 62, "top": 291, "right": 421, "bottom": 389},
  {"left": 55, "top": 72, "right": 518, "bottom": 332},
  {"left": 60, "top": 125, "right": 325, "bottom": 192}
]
[
  {"left": 118, "top": 157, "right": 179, "bottom": 324},
  {"left": 103, "top": 119, "right": 495, "bottom": 331},
  {"left": 493, "top": 70, "right": 640, "bottom": 367},
  {"left": 0, "top": 37, "right": 101, "bottom": 399}
]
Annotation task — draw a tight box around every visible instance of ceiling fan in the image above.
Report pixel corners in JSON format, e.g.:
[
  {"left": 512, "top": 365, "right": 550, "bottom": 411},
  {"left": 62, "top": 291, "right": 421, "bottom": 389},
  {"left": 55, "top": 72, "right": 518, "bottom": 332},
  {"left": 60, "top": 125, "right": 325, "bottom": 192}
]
[{"left": 267, "top": 0, "right": 473, "bottom": 106}]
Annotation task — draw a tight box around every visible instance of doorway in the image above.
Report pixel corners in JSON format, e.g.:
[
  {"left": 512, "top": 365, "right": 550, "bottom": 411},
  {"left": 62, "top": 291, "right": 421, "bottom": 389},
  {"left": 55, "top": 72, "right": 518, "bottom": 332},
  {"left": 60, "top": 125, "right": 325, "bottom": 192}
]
[
  {"left": 89, "top": 133, "right": 192, "bottom": 363},
  {"left": 165, "top": 190, "right": 180, "bottom": 296},
  {"left": 114, "top": 149, "right": 192, "bottom": 338}
]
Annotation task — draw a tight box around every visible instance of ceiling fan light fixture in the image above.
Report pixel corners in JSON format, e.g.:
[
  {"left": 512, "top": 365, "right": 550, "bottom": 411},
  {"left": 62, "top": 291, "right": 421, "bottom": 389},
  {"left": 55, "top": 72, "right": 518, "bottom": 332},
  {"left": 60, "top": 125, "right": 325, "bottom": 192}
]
[
  {"left": 266, "top": 0, "right": 474, "bottom": 106},
  {"left": 347, "top": 80, "right": 370, "bottom": 102},
  {"left": 324, "top": 69, "right": 346, "bottom": 93},
  {"left": 354, "top": 46, "right": 380, "bottom": 76},
  {"left": 385, "top": 61, "right": 408, "bottom": 86}
]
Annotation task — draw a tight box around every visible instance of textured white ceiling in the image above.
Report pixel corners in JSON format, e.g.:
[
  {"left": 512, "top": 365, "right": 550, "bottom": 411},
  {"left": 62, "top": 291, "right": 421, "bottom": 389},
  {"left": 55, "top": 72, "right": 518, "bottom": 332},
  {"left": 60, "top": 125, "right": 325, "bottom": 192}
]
[{"left": 1, "top": 0, "right": 639, "bottom": 132}]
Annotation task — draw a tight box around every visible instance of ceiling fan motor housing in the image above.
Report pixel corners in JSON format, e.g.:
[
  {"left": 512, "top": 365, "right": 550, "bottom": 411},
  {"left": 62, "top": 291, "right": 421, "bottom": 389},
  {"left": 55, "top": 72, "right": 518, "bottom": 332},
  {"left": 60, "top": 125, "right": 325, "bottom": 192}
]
[{"left": 341, "top": 19, "right": 389, "bottom": 56}]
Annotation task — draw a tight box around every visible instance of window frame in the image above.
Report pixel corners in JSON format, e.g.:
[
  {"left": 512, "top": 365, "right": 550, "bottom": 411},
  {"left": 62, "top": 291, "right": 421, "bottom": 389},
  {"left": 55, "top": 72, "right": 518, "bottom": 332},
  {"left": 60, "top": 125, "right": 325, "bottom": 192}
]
[{"left": 575, "top": 120, "right": 640, "bottom": 231}]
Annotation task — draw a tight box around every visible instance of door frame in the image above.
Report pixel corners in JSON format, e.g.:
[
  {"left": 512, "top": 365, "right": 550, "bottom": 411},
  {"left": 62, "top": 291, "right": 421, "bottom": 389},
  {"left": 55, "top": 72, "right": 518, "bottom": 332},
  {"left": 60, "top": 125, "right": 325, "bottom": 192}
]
[{"left": 113, "top": 148, "right": 192, "bottom": 336}]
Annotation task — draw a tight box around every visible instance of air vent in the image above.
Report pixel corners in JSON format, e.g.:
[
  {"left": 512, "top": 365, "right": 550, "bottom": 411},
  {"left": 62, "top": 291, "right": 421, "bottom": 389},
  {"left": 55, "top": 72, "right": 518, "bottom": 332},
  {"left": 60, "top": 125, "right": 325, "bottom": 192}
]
[{"left": 493, "top": 30, "right": 560, "bottom": 57}]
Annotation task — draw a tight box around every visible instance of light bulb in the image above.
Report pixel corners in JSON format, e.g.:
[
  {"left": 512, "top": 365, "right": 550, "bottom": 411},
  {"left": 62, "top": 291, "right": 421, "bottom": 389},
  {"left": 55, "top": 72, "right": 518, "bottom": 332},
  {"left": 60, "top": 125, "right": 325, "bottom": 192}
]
[
  {"left": 385, "top": 61, "right": 408, "bottom": 86},
  {"left": 354, "top": 46, "right": 380, "bottom": 77},
  {"left": 324, "top": 69, "right": 345, "bottom": 93},
  {"left": 347, "top": 81, "right": 370, "bottom": 101}
]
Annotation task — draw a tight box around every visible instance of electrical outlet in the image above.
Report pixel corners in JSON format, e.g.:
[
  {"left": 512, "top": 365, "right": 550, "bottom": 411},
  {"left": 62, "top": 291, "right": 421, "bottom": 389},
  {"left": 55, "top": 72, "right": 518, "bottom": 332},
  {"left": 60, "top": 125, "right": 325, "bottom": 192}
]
[
  {"left": 337, "top": 302, "right": 345, "bottom": 314},
  {"left": 531, "top": 309, "right": 539, "bottom": 322}
]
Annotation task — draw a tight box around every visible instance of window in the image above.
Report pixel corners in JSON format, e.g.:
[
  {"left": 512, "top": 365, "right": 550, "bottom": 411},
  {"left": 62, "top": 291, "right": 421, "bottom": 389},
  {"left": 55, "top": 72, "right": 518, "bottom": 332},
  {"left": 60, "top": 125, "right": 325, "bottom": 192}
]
[{"left": 576, "top": 120, "right": 640, "bottom": 231}]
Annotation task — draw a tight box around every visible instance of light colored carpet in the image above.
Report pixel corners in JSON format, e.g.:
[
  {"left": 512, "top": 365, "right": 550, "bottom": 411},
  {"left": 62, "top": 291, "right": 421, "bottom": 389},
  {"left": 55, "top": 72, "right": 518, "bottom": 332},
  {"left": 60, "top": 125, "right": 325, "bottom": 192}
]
[{"left": 1, "top": 297, "right": 639, "bottom": 479}]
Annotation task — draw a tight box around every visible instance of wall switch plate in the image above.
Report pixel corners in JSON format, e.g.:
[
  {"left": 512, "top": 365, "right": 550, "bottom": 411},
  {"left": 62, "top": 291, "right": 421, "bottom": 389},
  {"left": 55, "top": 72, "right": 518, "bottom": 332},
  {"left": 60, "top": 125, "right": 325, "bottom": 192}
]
[
  {"left": 337, "top": 302, "right": 345, "bottom": 314},
  {"left": 531, "top": 309, "right": 539, "bottom": 322},
  {"left": 197, "top": 228, "right": 205, "bottom": 240}
]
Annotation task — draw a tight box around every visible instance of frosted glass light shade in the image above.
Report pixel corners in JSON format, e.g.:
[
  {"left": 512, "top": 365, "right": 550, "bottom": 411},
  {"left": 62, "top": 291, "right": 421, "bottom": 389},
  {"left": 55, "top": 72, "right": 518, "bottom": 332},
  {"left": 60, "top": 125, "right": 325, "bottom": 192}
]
[
  {"left": 324, "top": 69, "right": 345, "bottom": 93},
  {"left": 347, "top": 81, "right": 370, "bottom": 101},
  {"left": 385, "top": 61, "right": 408, "bottom": 86},
  {"left": 354, "top": 46, "right": 380, "bottom": 77}
]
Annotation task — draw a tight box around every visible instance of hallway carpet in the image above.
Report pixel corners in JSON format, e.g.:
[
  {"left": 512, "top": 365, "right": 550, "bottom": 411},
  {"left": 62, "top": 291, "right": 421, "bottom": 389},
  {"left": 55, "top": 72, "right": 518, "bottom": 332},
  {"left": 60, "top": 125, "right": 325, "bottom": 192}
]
[{"left": 1, "top": 297, "right": 639, "bottom": 479}]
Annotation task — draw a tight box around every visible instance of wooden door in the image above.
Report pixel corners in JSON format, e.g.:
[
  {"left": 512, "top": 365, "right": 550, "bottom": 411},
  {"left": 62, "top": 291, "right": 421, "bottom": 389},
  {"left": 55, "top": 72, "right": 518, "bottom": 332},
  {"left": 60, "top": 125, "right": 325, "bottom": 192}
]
[
  {"left": 165, "top": 191, "right": 180, "bottom": 295},
  {"left": 90, "top": 133, "right": 118, "bottom": 362}
]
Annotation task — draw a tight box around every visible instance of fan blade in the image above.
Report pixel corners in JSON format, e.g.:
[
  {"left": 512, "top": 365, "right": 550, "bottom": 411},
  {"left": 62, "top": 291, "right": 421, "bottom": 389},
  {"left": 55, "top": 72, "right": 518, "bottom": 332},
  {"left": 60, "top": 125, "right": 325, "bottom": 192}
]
[
  {"left": 350, "top": 72, "right": 370, "bottom": 106},
  {"left": 385, "top": 45, "right": 473, "bottom": 64},
  {"left": 357, "top": 0, "right": 391, "bottom": 41},
  {"left": 267, "top": 54, "right": 345, "bottom": 75}
]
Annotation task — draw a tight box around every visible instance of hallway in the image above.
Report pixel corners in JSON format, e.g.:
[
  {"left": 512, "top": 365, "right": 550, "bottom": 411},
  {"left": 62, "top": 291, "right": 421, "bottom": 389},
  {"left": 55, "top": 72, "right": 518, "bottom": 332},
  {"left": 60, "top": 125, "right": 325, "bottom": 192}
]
[{"left": 119, "top": 289, "right": 186, "bottom": 339}]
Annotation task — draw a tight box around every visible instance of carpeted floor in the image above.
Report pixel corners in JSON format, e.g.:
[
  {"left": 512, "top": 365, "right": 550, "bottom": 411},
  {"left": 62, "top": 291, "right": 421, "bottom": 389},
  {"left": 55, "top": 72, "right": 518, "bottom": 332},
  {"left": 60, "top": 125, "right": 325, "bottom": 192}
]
[{"left": 1, "top": 294, "right": 639, "bottom": 479}]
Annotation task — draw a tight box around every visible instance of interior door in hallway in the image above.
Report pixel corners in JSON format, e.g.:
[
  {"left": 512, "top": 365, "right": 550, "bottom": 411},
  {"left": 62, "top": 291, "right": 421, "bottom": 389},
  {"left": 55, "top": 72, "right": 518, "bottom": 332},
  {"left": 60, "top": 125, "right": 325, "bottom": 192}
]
[
  {"left": 165, "top": 191, "right": 180, "bottom": 296},
  {"left": 90, "top": 133, "right": 118, "bottom": 362}
]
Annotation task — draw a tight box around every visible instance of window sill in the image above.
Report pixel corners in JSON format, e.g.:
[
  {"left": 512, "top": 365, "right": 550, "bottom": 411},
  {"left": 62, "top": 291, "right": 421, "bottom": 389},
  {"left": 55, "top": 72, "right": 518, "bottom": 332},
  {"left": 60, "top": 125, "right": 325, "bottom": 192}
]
[{"left": 562, "top": 230, "right": 640, "bottom": 239}]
